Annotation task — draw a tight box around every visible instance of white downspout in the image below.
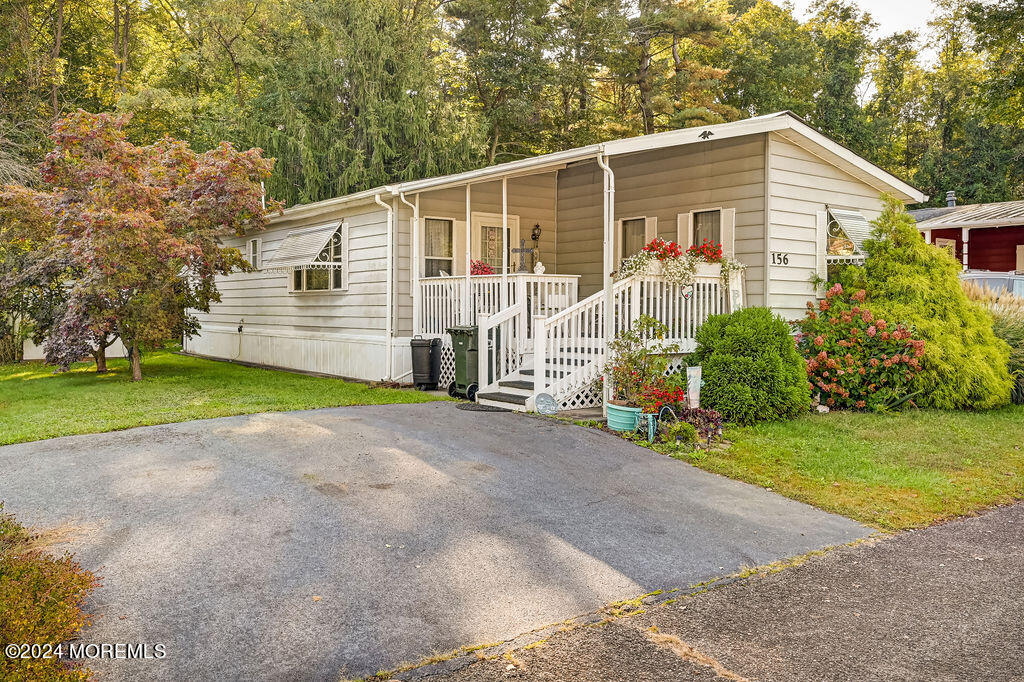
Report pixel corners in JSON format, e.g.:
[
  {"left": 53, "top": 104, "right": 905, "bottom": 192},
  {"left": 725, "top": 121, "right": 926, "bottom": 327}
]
[
  {"left": 596, "top": 151, "right": 614, "bottom": 416},
  {"left": 501, "top": 176, "right": 508, "bottom": 308},
  {"left": 399, "top": 191, "right": 419, "bottom": 336},
  {"left": 375, "top": 193, "right": 394, "bottom": 381},
  {"left": 464, "top": 184, "right": 472, "bottom": 323}
]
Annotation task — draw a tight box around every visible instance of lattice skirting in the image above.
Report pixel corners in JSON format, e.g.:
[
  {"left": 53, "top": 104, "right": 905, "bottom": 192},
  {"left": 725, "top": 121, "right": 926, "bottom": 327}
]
[
  {"left": 438, "top": 336, "right": 456, "bottom": 390},
  {"left": 554, "top": 353, "right": 689, "bottom": 412}
]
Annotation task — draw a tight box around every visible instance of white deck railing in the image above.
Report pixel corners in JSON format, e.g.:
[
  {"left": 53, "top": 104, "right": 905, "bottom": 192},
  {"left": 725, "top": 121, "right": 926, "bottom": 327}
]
[
  {"left": 417, "top": 273, "right": 579, "bottom": 336},
  {"left": 477, "top": 299, "right": 528, "bottom": 393},
  {"left": 531, "top": 268, "right": 741, "bottom": 409}
]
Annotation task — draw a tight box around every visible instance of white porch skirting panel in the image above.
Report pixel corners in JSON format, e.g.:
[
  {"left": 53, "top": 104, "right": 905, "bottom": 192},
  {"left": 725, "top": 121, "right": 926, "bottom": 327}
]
[{"left": 184, "top": 325, "right": 390, "bottom": 382}]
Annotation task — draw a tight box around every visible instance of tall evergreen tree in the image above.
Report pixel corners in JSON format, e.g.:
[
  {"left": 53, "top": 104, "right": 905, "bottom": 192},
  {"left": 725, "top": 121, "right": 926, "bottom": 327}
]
[
  {"left": 865, "top": 31, "right": 926, "bottom": 178},
  {"left": 718, "top": 0, "right": 819, "bottom": 118},
  {"left": 547, "top": 0, "right": 626, "bottom": 149},
  {"left": 447, "top": 0, "right": 552, "bottom": 162},
  {"left": 807, "top": 0, "right": 874, "bottom": 152},
  {"left": 611, "top": 0, "right": 733, "bottom": 136}
]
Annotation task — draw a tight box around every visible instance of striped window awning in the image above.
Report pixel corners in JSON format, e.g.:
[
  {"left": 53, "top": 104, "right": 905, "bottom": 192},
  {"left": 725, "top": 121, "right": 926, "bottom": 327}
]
[
  {"left": 827, "top": 208, "right": 871, "bottom": 253},
  {"left": 262, "top": 223, "right": 342, "bottom": 269}
]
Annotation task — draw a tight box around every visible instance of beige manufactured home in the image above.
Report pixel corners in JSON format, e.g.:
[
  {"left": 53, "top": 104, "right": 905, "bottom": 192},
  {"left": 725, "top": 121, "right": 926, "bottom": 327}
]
[{"left": 184, "top": 112, "right": 925, "bottom": 412}]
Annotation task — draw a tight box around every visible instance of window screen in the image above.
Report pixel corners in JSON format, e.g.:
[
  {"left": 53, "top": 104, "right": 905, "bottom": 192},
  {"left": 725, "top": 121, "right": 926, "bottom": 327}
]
[
  {"left": 621, "top": 218, "right": 646, "bottom": 259},
  {"left": 424, "top": 218, "right": 453, "bottom": 277},
  {"left": 693, "top": 210, "right": 721, "bottom": 247}
]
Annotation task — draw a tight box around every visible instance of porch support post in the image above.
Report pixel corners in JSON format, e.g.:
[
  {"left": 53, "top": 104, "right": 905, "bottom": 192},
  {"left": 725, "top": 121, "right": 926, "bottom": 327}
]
[
  {"left": 399, "top": 192, "right": 420, "bottom": 335},
  {"left": 464, "top": 183, "right": 472, "bottom": 323},
  {"left": 501, "top": 177, "right": 509, "bottom": 309},
  {"left": 597, "top": 151, "right": 615, "bottom": 416},
  {"left": 961, "top": 227, "right": 970, "bottom": 270},
  {"left": 922, "top": 229, "right": 932, "bottom": 245}
]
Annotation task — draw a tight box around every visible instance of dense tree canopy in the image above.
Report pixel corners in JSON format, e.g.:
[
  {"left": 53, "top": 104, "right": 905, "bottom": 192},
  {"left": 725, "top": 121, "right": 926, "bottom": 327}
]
[
  {"left": 0, "top": 111, "right": 275, "bottom": 378},
  {"left": 0, "top": 0, "right": 1021, "bottom": 207}
]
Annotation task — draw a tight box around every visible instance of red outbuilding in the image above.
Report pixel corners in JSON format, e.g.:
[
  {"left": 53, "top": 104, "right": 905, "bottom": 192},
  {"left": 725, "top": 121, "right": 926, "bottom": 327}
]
[{"left": 912, "top": 194, "right": 1024, "bottom": 272}]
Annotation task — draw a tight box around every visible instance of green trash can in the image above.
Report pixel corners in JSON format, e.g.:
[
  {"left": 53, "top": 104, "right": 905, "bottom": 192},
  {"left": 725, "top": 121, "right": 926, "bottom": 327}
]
[{"left": 447, "top": 326, "right": 479, "bottom": 401}]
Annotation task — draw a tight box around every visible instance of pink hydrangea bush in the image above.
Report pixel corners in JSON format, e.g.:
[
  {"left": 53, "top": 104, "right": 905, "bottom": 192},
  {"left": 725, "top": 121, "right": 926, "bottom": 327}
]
[{"left": 793, "top": 283, "right": 925, "bottom": 410}]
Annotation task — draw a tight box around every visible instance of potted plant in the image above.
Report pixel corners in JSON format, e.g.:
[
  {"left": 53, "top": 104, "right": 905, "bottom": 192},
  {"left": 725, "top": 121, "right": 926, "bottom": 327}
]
[
  {"left": 605, "top": 315, "right": 679, "bottom": 432},
  {"left": 687, "top": 239, "right": 723, "bottom": 278}
]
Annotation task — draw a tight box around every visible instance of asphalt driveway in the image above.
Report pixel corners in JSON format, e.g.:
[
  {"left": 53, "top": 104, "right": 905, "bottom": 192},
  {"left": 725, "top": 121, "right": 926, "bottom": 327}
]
[{"left": 0, "top": 402, "right": 867, "bottom": 680}]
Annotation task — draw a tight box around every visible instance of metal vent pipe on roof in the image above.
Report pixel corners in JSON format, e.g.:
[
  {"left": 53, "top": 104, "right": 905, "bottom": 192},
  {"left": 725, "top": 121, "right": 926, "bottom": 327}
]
[{"left": 946, "top": 190, "right": 956, "bottom": 207}]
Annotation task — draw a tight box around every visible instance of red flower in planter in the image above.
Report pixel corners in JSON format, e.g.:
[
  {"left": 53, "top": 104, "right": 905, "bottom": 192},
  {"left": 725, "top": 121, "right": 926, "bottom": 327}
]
[
  {"left": 471, "top": 260, "right": 495, "bottom": 275},
  {"left": 643, "top": 238, "right": 684, "bottom": 260},
  {"left": 685, "top": 239, "right": 723, "bottom": 263}
]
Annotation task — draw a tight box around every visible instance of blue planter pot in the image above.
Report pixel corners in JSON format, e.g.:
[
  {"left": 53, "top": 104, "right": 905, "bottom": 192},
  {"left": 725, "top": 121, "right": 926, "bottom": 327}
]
[{"left": 606, "top": 403, "right": 642, "bottom": 432}]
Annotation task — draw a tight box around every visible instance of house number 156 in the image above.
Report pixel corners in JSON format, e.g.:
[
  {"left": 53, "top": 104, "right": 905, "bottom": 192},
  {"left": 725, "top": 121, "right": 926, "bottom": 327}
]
[{"left": 771, "top": 252, "right": 790, "bottom": 265}]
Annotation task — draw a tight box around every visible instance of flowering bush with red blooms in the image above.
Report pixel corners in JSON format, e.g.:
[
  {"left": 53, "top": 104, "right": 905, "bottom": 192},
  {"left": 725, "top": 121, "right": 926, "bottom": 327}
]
[
  {"left": 793, "top": 283, "right": 926, "bottom": 410},
  {"left": 642, "top": 237, "right": 683, "bottom": 260},
  {"left": 470, "top": 260, "right": 495, "bottom": 275},
  {"left": 637, "top": 384, "right": 688, "bottom": 413},
  {"left": 686, "top": 239, "right": 723, "bottom": 263}
]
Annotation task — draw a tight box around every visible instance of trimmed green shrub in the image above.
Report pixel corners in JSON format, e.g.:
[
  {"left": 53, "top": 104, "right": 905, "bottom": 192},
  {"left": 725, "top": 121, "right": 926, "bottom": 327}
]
[
  {"left": 693, "top": 307, "right": 811, "bottom": 424},
  {"left": 836, "top": 196, "right": 1012, "bottom": 409}
]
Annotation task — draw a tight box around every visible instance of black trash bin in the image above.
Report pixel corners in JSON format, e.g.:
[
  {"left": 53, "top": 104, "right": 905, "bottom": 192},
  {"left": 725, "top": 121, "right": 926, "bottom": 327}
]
[{"left": 410, "top": 336, "right": 442, "bottom": 390}]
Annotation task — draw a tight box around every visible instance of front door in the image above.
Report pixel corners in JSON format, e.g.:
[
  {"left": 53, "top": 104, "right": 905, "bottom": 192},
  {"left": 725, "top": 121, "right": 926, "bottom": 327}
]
[{"left": 471, "top": 213, "right": 520, "bottom": 273}]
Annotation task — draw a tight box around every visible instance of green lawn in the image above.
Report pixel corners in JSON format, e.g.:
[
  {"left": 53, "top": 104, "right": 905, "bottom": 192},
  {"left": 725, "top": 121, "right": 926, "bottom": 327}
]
[
  {"left": 673, "top": 407, "right": 1024, "bottom": 531},
  {"left": 0, "top": 350, "right": 443, "bottom": 445}
]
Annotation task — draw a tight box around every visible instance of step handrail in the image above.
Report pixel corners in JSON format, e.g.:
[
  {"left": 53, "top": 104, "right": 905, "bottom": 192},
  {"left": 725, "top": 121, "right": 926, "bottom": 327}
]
[
  {"left": 531, "top": 275, "right": 638, "bottom": 399},
  {"left": 530, "top": 269, "right": 737, "bottom": 409},
  {"left": 477, "top": 298, "right": 527, "bottom": 394}
]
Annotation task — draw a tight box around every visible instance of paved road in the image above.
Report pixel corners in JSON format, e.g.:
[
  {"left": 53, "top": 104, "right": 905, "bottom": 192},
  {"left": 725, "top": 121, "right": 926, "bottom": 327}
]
[
  {"left": 0, "top": 403, "right": 866, "bottom": 680},
  {"left": 430, "top": 503, "right": 1024, "bottom": 682}
]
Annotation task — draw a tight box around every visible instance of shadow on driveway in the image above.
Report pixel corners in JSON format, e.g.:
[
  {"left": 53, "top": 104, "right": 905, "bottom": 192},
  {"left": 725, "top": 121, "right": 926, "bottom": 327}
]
[{"left": 0, "top": 402, "right": 867, "bottom": 680}]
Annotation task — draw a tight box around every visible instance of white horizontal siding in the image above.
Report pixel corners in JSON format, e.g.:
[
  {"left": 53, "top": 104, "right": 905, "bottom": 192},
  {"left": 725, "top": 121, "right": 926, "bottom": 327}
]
[
  {"left": 187, "top": 201, "right": 391, "bottom": 379},
  {"left": 767, "top": 132, "right": 885, "bottom": 319}
]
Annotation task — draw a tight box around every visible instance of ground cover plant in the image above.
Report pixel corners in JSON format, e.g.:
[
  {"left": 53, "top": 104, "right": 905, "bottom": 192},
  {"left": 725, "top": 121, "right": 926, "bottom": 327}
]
[
  {"left": 0, "top": 350, "right": 443, "bottom": 445},
  {"left": 0, "top": 504, "right": 99, "bottom": 681}
]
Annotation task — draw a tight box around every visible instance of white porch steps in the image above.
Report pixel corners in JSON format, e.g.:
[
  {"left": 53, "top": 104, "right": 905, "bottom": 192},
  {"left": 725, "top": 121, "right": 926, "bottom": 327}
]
[{"left": 475, "top": 348, "right": 601, "bottom": 412}]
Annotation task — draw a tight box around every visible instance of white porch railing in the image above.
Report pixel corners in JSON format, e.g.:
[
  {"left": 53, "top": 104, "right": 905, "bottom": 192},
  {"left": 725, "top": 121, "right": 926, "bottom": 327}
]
[
  {"left": 531, "top": 267, "right": 742, "bottom": 410},
  {"left": 477, "top": 299, "right": 528, "bottom": 393},
  {"left": 417, "top": 273, "right": 579, "bottom": 336}
]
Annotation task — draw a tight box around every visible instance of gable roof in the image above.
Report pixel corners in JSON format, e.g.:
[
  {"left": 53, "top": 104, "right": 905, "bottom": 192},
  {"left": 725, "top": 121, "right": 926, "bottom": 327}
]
[
  {"left": 272, "top": 111, "right": 927, "bottom": 224},
  {"left": 914, "top": 199, "right": 1024, "bottom": 230}
]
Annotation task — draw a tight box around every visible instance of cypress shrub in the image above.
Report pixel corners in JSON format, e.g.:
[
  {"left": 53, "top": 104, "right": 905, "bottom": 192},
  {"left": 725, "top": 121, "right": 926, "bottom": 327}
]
[
  {"left": 693, "top": 307, "right": 811, "bottom": 424},
  {"left": 835, "top": 196, "right": 1012, "bottom": 409}
]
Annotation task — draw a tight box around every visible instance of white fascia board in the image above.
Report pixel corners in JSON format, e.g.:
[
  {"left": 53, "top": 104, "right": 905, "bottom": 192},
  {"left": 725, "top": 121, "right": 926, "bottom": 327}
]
[
  {"left": 603, "top": 115, "right": 791, "bottom": 157},
  {"left": 782, "top": 119, "right": 927, "bottom": 204},
  {"left": 395, "top": 147, "right": 602, "bottom": 193},
  {"left": 268, "top": 189, "right": 384, "bottom": 225},
  {"left": 916, "top": 218, "right": 1024, "bottom": 230}
]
